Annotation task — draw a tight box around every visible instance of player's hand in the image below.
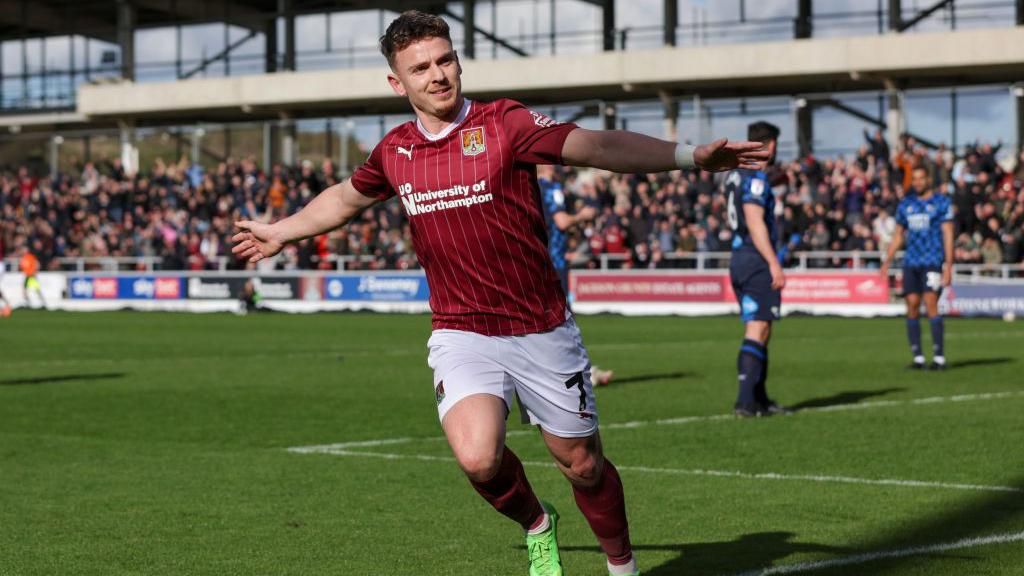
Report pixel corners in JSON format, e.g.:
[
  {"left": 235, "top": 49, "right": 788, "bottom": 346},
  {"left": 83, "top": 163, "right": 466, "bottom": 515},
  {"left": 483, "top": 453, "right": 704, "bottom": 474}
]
[
  {"left": 879, "top": 262, "right": 890, "bottom": 282},
  {"left": 576, "top": 206, "right": 598, "bottom": 222},
  {"left": 941, "top": 263, "right": 952, "bottom": 287},
  {"left": 694, "top": 139, "right": 770, "bottom": 172},
  {"left": 769, "top": 262, "right": 787, "bottom": 290},
  {"left": 232, "top": 220, "right": 284, "bottom": 263}
]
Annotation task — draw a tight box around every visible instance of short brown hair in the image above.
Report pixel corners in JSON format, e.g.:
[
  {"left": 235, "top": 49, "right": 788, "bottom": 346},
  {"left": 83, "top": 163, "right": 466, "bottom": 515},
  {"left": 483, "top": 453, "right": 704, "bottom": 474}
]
[{"left": 380, "top": 11, "right": 452, "bottom": 68}]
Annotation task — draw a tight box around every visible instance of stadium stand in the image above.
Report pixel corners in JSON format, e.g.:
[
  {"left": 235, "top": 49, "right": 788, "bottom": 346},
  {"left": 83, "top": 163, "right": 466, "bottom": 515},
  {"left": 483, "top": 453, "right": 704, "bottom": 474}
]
[{"left": 2, "top": 135, "right": 1020, "bottom": 273}]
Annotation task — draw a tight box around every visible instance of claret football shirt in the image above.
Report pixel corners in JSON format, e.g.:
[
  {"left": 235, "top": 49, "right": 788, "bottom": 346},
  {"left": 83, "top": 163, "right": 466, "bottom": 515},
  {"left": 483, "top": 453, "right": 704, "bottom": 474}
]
[{"left": 351, "top": 98, "right": 578, "bottom": 336}]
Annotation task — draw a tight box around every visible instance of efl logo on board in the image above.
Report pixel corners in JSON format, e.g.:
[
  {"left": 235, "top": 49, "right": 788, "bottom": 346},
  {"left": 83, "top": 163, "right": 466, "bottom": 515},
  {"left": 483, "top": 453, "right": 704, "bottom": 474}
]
[
  {"left": 460, "top": 127, "right": 486, "bottom": 156},
  {"left": 94, "top": 278, "right": 118, "bottom": 299},
  {"left": 155, "top": 278, "right": 181, "bottom": 299}
]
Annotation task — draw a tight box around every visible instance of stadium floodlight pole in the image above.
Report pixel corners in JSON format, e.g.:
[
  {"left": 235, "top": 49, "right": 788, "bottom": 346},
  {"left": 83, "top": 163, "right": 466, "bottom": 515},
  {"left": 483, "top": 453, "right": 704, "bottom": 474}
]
[
  {"left": 116, "top": 0, "right": 136, "bottom": 81},
  {"left": 795, "top": 0, "right": 813, "bottom": 39},
  {"left": 663, "top": 0, "right": 677, "bottom": 46},
  {"left": 463, "top": 0, "right": 476, "bottom": 58},
  {"left": 888, "top": 0, "right": 902, "bottom": 31},
  {"left": 602, "top": 0, "right": 615, "bottom": 50}
]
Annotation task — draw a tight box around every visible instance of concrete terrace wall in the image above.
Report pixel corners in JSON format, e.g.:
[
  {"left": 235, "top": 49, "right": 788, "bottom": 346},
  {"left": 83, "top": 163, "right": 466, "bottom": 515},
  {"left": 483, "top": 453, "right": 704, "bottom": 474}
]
[{"left": 77, "top": 27, "right": 1024, "bottom": 122}]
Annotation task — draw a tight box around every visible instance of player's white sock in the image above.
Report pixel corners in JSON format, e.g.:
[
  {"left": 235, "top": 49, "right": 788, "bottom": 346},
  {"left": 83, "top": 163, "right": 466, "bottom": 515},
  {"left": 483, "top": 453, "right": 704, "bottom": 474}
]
[
  {"left": 933, "top": 355, "right": 946, "bottom": 366},
  {"left": 526, "top": 512, "right": 550, "bottom": 535},
  {"left": 607, "top": 556, "right": 638, "bottom": 575}
]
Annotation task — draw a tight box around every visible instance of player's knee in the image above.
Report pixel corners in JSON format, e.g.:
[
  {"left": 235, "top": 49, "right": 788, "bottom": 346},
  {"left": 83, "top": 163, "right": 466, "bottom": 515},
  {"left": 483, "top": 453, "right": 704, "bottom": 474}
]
[
  {"left": 565, "top": 451, "right": 604, "bottom": 487},
  {"left": 745, "top": 321, "right": 771, "bottom": 343},
  {"left": 456, "top": 450, "right": 503, "bottom": 483}
]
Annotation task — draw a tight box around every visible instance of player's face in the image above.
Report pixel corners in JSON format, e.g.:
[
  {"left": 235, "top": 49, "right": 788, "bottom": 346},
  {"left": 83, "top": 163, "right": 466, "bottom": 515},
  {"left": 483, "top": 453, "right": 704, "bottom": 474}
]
[
  {"left": 387, "top": 37, "right": 462, "bottom": 122},
  {"left": 912, "top": 169, "right": 930, "bottom": 194}
]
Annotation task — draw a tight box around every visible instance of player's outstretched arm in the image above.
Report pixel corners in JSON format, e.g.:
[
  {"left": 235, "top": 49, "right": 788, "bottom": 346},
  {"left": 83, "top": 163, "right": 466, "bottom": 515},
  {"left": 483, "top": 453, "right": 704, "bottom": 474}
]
[
  {"left": 232, "top": 180, "right": 378, "bottom": 263},
  {"left": 560, "top": 128, "right": 769, "bottom": 173}
]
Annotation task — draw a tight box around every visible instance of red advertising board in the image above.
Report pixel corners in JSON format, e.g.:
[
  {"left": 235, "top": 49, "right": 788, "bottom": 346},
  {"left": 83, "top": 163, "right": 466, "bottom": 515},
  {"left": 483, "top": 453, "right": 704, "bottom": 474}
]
[
  {"left": 779, "top": 273, "right": 888, "bottom": 304},
  {"left": 572, "top": 272, "right": 889, "bottom": 304},
  {"left": 572, "top": 274, "right": 728, "bottom": 302},
  {"left": 154, "top": 277, "right": 182, "bottom": 299},
  {"left": 93, "top": 277, "right": 118, "bottom": 299}
]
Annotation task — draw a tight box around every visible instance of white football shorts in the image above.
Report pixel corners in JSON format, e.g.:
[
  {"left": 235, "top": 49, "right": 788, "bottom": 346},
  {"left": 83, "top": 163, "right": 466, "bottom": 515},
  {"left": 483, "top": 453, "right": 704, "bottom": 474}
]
[{"left": 426, "top": 313, "right": 598, "bottom": 438}]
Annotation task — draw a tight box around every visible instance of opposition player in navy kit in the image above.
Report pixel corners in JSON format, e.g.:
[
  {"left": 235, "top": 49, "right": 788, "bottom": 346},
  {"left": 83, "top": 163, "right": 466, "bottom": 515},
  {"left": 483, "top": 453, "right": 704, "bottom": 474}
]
[
  {"left": 726, "top": 121, "right": 788, "bottom": 417},
  {"left": 234, "top": 11, "right": 769, "bottom": 576},
  {"left": 881, "top": 166, "right": 954, "bottom": 370},
  {"left": 538, "top": 164, "right": 614, "bottom": 386}
]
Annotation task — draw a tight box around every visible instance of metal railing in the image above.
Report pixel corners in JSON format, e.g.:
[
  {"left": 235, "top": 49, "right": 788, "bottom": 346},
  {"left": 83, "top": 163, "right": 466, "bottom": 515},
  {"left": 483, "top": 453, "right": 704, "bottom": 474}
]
[
  {"left": 4, "top": 251, "right": 1015, "bottom": 279},
  {"left": 581, "top": 251, "right": 1024, "bottom": 279}
]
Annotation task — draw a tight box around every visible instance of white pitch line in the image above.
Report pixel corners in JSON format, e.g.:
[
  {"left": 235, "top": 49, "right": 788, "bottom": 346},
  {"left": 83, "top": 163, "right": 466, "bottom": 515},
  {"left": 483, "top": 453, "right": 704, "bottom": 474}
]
[
  {"left": 730, "top": 530, "right": 1024, "bottom": 575},
  {"left": 290, "top": 389, "right": 1024, "bottom": 452},
  {"left": 285, "top": 447, "right": 1022, "bottom": 494}
]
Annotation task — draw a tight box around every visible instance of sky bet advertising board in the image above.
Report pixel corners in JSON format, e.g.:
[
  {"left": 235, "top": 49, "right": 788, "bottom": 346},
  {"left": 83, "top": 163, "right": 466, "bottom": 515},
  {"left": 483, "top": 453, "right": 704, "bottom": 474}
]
[
  {"left": 68, "top": 276, "right": 185, "bottom": 300},
  {"left": 67, "top": 274, "right": 430, "bottom": 302}
]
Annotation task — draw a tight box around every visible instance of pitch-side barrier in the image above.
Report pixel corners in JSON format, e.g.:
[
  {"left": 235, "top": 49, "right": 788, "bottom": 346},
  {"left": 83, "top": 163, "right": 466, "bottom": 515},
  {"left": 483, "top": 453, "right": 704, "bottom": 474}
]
[{"left": 2, "top": 270, "right": 1023, "bottom": 318}]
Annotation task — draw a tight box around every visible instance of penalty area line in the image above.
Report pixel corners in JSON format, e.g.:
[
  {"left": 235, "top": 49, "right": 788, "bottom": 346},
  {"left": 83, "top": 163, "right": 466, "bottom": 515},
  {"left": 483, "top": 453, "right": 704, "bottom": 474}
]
[
  {"left": 284, "top": 447, "right": 1022, "bottom": 494},
  {"left": 730, "top": 529, "right": 1024, "bottom": 575}
]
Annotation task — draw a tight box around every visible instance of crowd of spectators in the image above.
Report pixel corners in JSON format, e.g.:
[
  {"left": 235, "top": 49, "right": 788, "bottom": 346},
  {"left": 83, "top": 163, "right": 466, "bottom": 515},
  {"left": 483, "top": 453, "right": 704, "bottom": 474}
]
[{"left": 2, "top": 131, "right": 1022, "bottom": 272}]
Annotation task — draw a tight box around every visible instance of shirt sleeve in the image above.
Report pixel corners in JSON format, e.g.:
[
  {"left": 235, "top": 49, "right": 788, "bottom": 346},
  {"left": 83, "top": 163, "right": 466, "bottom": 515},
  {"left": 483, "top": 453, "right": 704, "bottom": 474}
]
[
  {"left": 499, "top": 99, "right": 579, "bottom": 165},
  {"left": 350, "top": 140, "right": 395, "bottom": 201},
  {"left": 941, "top": 196, "right": 954, "bottom": 222},
  {"left": 895, "top": 201, "right": 908, "bottom": 228},
  {"left": 741, "top": 173, "right": 769, "bottom": 207}
]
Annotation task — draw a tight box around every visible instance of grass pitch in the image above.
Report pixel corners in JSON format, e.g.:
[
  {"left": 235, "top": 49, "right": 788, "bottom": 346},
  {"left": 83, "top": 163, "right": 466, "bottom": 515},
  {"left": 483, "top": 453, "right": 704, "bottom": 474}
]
[{"left": 1, "top": 310, "right": 1022, "bottom": 575}]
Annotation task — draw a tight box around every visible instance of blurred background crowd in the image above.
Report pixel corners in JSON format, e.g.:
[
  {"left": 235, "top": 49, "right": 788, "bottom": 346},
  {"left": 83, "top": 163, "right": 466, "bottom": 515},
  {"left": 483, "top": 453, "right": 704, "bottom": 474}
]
[{"left": 2, "top": 132, "right": 1021, "bottom": 272}]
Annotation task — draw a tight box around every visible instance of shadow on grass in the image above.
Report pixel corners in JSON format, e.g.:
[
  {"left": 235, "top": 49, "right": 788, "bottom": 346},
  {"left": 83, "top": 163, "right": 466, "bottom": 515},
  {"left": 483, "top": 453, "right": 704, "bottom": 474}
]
[
  {"left": 548, "top": 532, "right": 851, "bottom": 576},
  {"left": 946, "top": 357, "right": 1015, "bottom": 370},
  {"left": 789, "top": 387, "right": 906, "bottom": 411},
  {"left": 627, "top": 476, "right": 1023, "bottom": 575},
  {"left": 0, "top": 372, "right": 127, "bottom": 386},
  {"left": 853, "top": 475, "right": 1024, "bottom": 574},
  {"left": 608, "top": 372, "right": 695, "bottom": 386}
]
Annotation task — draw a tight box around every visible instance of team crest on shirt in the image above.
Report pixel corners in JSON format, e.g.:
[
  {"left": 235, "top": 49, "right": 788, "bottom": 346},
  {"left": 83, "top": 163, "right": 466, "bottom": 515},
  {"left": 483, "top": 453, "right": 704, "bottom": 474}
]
[
  {"left": 461, "top": 127, "right": 486, "bottom": 156},
  {"left": 435, "top": 381, "right": 446, "bottom": 404}
]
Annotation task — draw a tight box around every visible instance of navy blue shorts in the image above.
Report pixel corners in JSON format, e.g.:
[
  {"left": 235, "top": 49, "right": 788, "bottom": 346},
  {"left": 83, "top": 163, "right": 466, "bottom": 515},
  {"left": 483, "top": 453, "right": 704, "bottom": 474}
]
[
  {"left": 903, "top": 266, "right": 943, "bottom": 295},
  {"left": 730, "top": 250, "right": 781, "bottom": 323},
  {"left": 556, "top": 267, "right": 570, "bottom": 296}
]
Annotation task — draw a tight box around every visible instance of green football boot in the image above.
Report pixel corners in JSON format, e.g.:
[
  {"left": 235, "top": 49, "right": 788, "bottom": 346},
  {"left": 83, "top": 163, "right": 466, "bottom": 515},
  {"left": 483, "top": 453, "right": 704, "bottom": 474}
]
[{"left": 526, "top": 501, "right": 563, "bottom": 576}]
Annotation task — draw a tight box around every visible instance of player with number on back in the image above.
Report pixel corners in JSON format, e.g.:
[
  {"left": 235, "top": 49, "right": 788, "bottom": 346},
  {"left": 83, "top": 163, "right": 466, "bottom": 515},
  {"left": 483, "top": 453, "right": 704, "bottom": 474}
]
[
  {"left": 725, "top": 121, "right": 789, "bottom": 418},
  {"left": 880, "top": 166, "right": 954, "bottom": 370},
  {"left": 233, "top": 11, "right": 768, "bottom": 576}
]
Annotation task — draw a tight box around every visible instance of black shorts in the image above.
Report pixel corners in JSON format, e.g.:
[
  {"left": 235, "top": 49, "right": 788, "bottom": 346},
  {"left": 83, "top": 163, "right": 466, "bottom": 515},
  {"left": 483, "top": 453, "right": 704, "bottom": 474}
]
[
  {"left": 556, "top": 267, "right": 570, "bottom": 297},
  {"left": 730, "top": 250, "right": 781, "bottom": 323},
  {"left": 903, "top": 266, "right": 943, "bottom": 296}
]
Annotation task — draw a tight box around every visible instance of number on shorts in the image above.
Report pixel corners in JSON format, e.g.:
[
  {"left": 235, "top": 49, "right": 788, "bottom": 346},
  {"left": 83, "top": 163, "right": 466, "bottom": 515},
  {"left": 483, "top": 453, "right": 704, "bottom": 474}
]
[{"left": 564, "top": 372, "right": 587, "bottom": 411}]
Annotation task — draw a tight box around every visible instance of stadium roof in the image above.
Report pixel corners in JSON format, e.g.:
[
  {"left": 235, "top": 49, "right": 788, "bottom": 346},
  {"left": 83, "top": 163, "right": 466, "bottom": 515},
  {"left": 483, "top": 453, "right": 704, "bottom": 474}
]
[{"left": 0, "top": 0, "right": 608, "bottom": 42}]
